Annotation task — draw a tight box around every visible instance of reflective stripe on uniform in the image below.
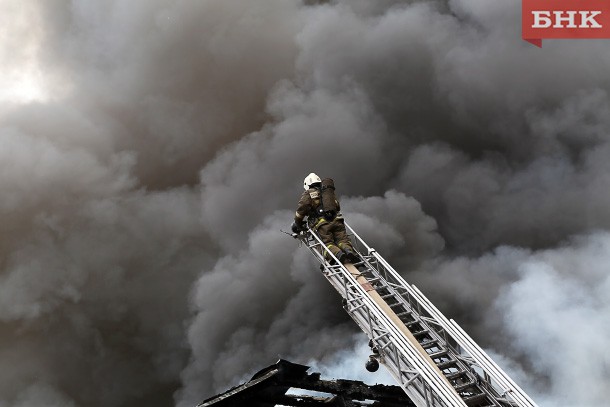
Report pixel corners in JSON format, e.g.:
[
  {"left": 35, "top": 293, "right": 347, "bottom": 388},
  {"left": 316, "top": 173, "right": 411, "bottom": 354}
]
[
  {"left": 295, "top": 211, "right": 304, "bottom": 220},
  {"left": 325, "top": 243, "right": 339, "bottom": 258},
  {"left": 314, "top": 217, "right": 327, "bottom": 229}
]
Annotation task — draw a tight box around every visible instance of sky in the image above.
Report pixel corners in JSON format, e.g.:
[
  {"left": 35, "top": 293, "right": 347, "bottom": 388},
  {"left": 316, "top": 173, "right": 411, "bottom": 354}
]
[{"left": 1, "top": 1, "right": 609, "bottom": 406}]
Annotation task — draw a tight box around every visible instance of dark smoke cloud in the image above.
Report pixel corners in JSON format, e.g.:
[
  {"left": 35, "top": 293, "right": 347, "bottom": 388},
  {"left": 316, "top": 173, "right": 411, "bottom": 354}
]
[
  {"left": 2, "top": 0, "right": 302, "bottom": 406},
  {"left": 2, "top": 0, "right": 610, "bottom": 406}
]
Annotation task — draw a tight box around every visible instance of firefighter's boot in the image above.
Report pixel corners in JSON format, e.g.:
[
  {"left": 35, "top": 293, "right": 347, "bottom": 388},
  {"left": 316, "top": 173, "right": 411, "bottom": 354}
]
[{"left": 342, "top": 247, "right": 359, "bottom": 264}]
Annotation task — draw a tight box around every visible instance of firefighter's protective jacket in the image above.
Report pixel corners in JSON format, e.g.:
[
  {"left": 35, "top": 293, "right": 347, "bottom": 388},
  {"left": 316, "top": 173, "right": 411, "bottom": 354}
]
[{"left": 294, "top": 188, "right": 341, "bottom": 226}]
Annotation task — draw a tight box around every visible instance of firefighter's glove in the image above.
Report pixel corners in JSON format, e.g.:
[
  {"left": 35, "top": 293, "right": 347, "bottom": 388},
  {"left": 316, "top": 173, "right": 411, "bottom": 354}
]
[{"left": 291, "top": 221, "right": 303, "bottom": 234}]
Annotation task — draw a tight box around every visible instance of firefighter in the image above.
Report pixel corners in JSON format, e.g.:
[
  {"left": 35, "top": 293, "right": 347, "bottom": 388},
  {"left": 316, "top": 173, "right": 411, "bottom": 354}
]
[{"left": 291, "top": 173, "right": 358, "bottom": 264}]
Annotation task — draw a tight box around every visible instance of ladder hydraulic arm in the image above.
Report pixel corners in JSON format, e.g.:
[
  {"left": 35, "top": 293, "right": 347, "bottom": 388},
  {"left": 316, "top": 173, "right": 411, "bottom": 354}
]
[{"left": 296, "top": 222, "right": 539, "bottom": 407}]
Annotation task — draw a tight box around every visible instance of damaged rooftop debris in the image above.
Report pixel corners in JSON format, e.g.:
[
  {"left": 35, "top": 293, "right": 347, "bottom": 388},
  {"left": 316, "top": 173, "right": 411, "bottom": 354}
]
[{"left": 197, "top": 359, "right": 415, "bottom": 407}]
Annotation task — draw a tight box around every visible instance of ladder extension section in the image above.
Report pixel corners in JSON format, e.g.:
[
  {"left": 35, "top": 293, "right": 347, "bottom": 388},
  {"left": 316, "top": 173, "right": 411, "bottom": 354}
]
[{"left": 299, "top": 222, "right": 539, "bottom": 407}]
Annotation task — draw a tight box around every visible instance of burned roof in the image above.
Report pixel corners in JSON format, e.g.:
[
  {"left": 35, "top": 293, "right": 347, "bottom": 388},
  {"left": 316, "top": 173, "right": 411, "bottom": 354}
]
[{"left": 197, "top": 359, "right": 415, "bottom": 407}]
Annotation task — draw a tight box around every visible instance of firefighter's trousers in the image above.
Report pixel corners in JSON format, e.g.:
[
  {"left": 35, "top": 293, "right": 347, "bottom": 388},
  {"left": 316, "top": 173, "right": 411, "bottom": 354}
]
[{"left": 315, "top": 218, "right": 354, "bottom": 259}]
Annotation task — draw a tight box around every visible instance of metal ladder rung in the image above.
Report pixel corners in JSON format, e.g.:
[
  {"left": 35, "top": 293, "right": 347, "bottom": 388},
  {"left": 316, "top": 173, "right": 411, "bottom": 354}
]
[
  {"left": 436, "top": 359, "right": 458, "bottom": 370},
  {"left": 445, "top": 370, "right": 469, "bottom": 381},
  {"left": 462, "top": 392, "right": 489, "bottom": 406},
  {"left": 420, "top": 339, "right": 439, "bottom": 349},
  {"left": 428, "top": 349, "right": 449, "bottom": 360},
  {"left": 405, "top": 320, "right": 420, "bottom": 329},
  {"left": 388, "top": 301, "right": 405, "bottom": 309},
  {"left": 454, "top": 381, "right": 478, "bottom": 393},
  {"left": 412, "top": 329, "right": 429, "bottom": 338}
]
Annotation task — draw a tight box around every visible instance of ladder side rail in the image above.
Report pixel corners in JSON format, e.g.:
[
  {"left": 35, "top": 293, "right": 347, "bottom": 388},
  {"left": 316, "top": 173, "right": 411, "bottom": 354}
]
[
  {"left": 408, "top": 285, "right": 526, "bottom": 406},
  {"left": 359, "top": 257, "right": 503, "bottom": 407},
  {"left": 449, "top": 319, "right": 539, "bottom": 407},
  {"left": 313, "top": 230, "right": 470, "bottom": 402},
  {"left": 323, "top": 273, "right": 452, "bottom": 407},
  {"left": 303, "top": 235, "right": 354, "bottom": 301},
  {"left": 341, "top": 226, "right": 488, "bottom": 379},
  {"left": 359, "top": 257, "right": 457, "bottom": 352},
  {"left": 366, "top": 260, "right": 472, "bottom": 369},
  {"left": 356, "top": 261, "right": 471, "bottom": 364},
  {"left": 307, "top": 248, "right": 446, "bottom": 407},
  {"left": 341, "top": 296, "right": 438, "bottom": 407},
  {"left": 344, "top": 222, "right": 435, "bottom": 306},
  {"left": 373, "top": 249, "right": 535, "bottom": 407},
  {"left": 344, "top": 229, "right": 393, "bottom": 286},
  {"left": 302, "top": 229, "right": 467, "bottom": 407},
  {"left": 408, "top": 286, "right": 523, "bottom": 406},
  {"left": 410, "top": 286, "right": 538, "bottom": 407},
  {"left": 344, "top": 222, "right": 537, "bottom": 407}
]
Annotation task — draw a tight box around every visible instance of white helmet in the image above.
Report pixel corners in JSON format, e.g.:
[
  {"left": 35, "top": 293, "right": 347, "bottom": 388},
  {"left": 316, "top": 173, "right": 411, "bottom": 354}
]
[{"left": 303, "top": 173, "right": 322, "bottom": 190}]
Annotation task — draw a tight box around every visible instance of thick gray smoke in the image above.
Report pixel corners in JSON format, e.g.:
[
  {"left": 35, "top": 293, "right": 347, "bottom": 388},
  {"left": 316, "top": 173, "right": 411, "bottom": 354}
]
[{"left": 1, "top": 1, "right": 610, "bottom": 406}]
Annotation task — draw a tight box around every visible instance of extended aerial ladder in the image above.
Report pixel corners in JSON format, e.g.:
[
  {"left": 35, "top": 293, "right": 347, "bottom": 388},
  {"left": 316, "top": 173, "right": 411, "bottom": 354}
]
[{"left": 296, "top": 222, "right": 539, "bottom": 407}]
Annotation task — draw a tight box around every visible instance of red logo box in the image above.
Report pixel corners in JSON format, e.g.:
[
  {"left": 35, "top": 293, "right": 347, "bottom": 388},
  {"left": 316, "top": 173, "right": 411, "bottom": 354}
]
[{"left": 523, "top": 0, "right": 610, "bottom": 47}]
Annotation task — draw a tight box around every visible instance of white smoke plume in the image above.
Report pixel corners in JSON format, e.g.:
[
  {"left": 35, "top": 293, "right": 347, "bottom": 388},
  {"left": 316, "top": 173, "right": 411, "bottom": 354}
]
[{"left": 1, "top": 1, "right": 610, "bottom": 407}]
